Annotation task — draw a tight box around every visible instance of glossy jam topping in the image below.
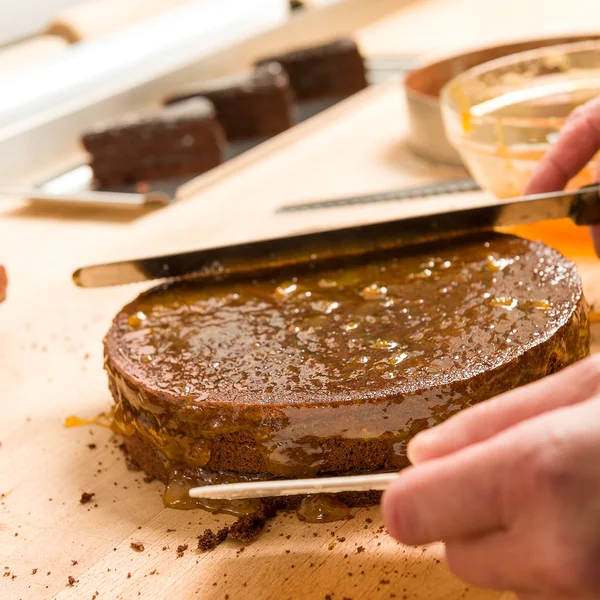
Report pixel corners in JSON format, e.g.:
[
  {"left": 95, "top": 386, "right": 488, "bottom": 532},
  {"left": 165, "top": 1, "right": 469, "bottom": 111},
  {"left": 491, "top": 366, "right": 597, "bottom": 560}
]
[
  {"left": 65, "top": 413, "right": 113, "bottom": 429},
  {"left": 297, "top": 495, "right": 350, "bottom": 523},
  {"left": 108, "top": 234, "right": 582, "bottom": 406}
]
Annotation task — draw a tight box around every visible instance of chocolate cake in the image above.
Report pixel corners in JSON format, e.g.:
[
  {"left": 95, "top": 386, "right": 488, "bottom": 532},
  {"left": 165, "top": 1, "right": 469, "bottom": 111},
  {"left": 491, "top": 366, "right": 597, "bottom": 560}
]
[
  {"left": 81, "top": 99, "right": 225, "bottom": 187},
  {"left": 255, "top": 38, "right": 367, "bottom": 100},
  {"left": 105, "top": 233, "right": 589, "bottom": 524},
  {"left": 165, "top": 64, "right": 294, "bottom": 140}
]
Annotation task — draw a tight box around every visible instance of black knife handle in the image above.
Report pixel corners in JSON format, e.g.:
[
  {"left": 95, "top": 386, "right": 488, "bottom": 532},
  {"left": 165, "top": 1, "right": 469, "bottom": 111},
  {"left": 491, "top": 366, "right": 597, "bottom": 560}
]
[{"left": 570, "top": 184, "right": 600, "bottom": 225}]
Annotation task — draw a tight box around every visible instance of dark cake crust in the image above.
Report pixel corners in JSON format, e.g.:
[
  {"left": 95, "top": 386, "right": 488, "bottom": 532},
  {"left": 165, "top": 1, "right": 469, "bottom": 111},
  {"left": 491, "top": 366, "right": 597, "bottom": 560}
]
[
  {"left": 82, "top": 99, "right": 225, "bottom": 186},
  {"left": 255, "top": 38, "right": 367, "bottom": 99},
  {"left": 165, "top": 64, "right": 294, "bottom": 140},
  {"left": 105, "top": 233, "right": 590, "bottom": 488}
]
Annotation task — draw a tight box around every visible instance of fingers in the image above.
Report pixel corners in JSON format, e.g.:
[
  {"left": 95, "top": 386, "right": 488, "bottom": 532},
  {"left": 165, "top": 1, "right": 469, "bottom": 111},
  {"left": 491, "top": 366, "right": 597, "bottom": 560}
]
[
  {"left": 382, "top": 431, "right": 511, "bottom": 545},
  {"left": 525, "top": 96, "right": 600, "bottom": 195},
  {"left": 445, "top": 531, "right": 532, "bottom": 593},
  {"left": 408, "top": 355, "right": 600, "bottom": 465}
]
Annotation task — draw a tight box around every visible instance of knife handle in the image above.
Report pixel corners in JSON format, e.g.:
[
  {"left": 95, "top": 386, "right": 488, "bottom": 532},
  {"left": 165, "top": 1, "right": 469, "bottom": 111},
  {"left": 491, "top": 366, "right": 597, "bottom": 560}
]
[{"left": 571, "top": 184, "right": 600, "bottom": 225}]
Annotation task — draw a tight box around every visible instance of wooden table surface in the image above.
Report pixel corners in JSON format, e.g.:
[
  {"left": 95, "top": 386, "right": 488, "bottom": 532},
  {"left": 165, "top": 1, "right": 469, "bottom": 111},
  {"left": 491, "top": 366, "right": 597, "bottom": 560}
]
[{"left": 2, "top": 2, "right": 600, "bottom": 599}]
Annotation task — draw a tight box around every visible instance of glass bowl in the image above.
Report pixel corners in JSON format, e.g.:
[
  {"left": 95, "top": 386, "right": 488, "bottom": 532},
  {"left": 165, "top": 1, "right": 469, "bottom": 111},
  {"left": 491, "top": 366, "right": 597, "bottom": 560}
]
[{"left": 441, "top": 40, "right": 600, "bottom": 257}]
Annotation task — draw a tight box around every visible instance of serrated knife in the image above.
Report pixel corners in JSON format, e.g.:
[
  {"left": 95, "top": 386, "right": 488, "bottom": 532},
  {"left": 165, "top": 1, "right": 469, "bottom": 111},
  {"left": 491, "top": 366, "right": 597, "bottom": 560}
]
[
  {"left": 277, "top": 178, "right": 481, "bottom": 213},
  {"left": 73, "top": 184, "right": 600, "bottom": 288}
]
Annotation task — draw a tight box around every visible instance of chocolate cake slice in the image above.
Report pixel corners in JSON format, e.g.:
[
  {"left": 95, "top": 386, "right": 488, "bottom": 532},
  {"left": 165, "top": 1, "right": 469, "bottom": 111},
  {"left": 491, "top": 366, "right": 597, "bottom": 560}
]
[
  {"left": 165, "top": 64, "right": 294, "bottom": 140},
  {"left": 104, "top": 233, "right": 589, "bottom": 522},
  {"left": 81, "top": 98, "right": 225, "bottom": 187},
  {"left": 255, "top": 38, "right": 367, "bottom": 100}
]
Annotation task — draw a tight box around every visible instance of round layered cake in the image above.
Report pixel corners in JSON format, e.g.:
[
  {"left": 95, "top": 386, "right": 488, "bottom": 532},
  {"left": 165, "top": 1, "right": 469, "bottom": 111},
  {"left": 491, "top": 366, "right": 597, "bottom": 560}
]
[{"left": 105, "top": 233, "right": 589, "bottom": 516}]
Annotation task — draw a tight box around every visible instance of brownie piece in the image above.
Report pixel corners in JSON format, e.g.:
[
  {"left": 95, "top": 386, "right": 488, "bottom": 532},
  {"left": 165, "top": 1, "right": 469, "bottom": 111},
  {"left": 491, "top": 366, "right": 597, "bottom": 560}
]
[
  {"left": 81, "top": 99, "right": 225, "bottom": 186},
  {"left": 165, "top": 64, "right": 294, "bottom": 140},
  {"left": 105, "top": 233, "right": 589, "bottom": 491},
  {"left": 255, "top": 38, "right": 367, "bottom": 100}
]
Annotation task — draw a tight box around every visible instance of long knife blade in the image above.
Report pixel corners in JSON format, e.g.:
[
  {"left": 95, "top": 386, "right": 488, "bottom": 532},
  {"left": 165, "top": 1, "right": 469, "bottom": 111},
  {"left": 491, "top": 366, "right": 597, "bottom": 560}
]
[
  {"left": 73, "top": 184, "right": 600, "bottom": 288},
  {"left": 277, "top": 178, "right": 481, "bottom": 213}
]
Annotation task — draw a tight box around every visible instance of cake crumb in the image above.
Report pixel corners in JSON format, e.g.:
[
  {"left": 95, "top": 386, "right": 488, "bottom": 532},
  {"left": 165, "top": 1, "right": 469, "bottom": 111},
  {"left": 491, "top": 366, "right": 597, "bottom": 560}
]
[
  {"left": 67, "top": 576, "right": 76, "bottom": 587},
  {"left": 130, "top": 542, "right": 145, "bottom": 552},
  {"left": 198, "top": 527, "right": 228, "bottom": 552},
  {"left": 356, "top": 546, "right": 365, "bottom": 554},
  {"left": 228, "top": 502, "right": 277, "bottom": 542},
  {"left": 127, "top": 573, "right": 132, "bottom": 579},
  {"left": 71, "top": 560, "right": 78, "bottom": 566},
  {"left": 87, "top": 444, "right": 97, "bottom": 450},
  {"left": 31, "top": 569, "right": 37, "bottom": 575},
  {"left": 79, "top": 492, "right": 95, "bottom": 505},
  {"left": 176, "top": 544, "right": 188, "bottom": 558}
]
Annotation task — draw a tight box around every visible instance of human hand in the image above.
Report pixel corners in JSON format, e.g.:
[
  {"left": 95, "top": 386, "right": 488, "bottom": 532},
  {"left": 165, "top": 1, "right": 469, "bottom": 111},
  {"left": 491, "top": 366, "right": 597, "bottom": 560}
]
[
  {"left": 382, "top": 355, "right": 600, "bottom": 600},
  {"left": 525, "top": 96, "right": 600, "bottom": 255}
]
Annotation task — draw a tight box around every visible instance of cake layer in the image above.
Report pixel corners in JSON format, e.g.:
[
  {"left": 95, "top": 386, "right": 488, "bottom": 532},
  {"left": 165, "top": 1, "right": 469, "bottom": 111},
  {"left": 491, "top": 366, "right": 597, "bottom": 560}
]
[
  {"left": 105, "top": 233, "right": 590, "bottom": 482},
  {"left": 84, "top": 124, "right": 224, "bottom": 160},
  {"left": 165, "top": 64, "right": 295, "bottom": 139},
  {"left": 122, "top": 432, "right": 383, "bottom": 518},
  {"left": 81, "top": 99, "right": 224, "bottom": 184},
  {"left": 256, "top": 38, "right": 367, "bottom": 99},
  {"left": 90, "top": 153, "right": 223, "bottom": 186}
]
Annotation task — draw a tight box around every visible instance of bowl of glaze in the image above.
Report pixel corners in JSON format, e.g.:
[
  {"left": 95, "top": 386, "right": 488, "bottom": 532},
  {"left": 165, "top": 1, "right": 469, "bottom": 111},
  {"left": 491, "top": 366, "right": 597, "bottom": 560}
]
[
  {"left": 441, "top": 40, "right": 600, "bottom": 198},
  {"left": 440, "top": 39, "right": 600, "bottom": 258},
  {"left": 404, "top": 34, "right": 600, "bottom": 166}
]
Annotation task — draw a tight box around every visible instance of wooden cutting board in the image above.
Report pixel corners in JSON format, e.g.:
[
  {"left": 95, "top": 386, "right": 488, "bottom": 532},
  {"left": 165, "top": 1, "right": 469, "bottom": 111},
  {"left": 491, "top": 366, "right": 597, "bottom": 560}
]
[{"left": 2, "top": 1, "right": 600, "bottom": 597}]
